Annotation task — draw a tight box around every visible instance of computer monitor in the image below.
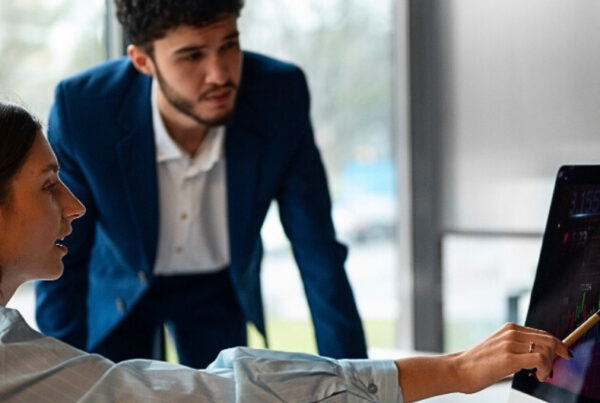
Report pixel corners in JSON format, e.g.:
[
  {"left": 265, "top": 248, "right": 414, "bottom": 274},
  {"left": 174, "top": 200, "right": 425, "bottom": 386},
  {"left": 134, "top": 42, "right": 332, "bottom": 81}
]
[{"left": 509, "top": 166, "right": 600, "bottom": 403}]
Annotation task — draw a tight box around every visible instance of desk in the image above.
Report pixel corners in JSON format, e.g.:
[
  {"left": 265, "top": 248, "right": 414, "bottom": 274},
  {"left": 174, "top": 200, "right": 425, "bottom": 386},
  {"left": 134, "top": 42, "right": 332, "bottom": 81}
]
[{"left": 422, "top": 381, "right": 510, "bottom": 402}]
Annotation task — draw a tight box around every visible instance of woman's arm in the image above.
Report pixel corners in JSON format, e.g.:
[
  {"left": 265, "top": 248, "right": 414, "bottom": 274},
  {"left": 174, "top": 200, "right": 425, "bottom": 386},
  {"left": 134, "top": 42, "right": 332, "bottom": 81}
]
[{"left": 394, "top": 323, "right": 572, "bottom": 402}]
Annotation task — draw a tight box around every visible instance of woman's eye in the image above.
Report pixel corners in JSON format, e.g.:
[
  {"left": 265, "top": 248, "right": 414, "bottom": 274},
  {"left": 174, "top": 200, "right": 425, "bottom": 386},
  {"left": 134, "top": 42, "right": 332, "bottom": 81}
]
[{"left": 43, "top": 182, "right": 58, "bottom": 192}]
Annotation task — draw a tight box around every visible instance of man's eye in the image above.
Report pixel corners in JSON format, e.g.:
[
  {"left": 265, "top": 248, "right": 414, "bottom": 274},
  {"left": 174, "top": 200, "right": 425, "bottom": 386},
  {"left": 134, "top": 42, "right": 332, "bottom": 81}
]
[
  {"left": 184, "top": 52, "right": 202, "bottom": 62},
  {"left": 222, "top": 41, "right": 239, "bottom": 51}
]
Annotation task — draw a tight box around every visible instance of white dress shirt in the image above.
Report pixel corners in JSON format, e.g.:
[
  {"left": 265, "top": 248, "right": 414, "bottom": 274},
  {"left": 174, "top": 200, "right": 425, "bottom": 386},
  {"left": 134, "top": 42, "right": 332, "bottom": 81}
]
[
  {"left": 152, "top": 81, "right": 230, "bottom": 275},
  {"left": 0, "top": 306, "right": 403, "bottom": 402}
]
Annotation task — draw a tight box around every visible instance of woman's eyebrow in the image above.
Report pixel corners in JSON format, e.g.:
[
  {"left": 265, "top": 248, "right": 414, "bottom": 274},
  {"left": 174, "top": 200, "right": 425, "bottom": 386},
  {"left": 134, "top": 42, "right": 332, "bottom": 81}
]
[{"left": 40, "top": 163, "right": 59, "bottom": 174}]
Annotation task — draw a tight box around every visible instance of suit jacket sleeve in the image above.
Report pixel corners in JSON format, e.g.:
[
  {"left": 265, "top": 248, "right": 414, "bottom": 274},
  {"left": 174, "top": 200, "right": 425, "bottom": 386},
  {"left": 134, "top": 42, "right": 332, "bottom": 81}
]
[
  {"left": 276, "top": 68, "right": 368, "bottom": 359},
  {"left": 35, "top": 81, "right": 97, "bottom": 349}
]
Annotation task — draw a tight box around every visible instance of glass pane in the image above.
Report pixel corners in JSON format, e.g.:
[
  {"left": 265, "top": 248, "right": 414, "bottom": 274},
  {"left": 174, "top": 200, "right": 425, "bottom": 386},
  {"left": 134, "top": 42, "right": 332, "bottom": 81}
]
[
  {"left": 1, "top": 0, "right": 107, "bottom": 327},
  {"left": 443, "top": 234, "right": 541, "bottom": 352},
  {"left": 0, "top": 0, "right": 106, "bottom": 120},
  {"left": 239, "top": 0, "right": 397, "bottom": 352},
  {"left": 432, "top": 0, "right": 600, "bottom": 356},
  {"left": 436, "top": 0, "right": 600, "bottom": 232}
]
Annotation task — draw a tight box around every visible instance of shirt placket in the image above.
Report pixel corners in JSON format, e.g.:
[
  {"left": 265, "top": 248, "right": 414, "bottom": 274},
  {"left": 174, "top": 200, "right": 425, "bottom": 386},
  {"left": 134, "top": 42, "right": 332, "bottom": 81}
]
[{"left": 172, "top": 160, "right": 194, "bottom": 271}]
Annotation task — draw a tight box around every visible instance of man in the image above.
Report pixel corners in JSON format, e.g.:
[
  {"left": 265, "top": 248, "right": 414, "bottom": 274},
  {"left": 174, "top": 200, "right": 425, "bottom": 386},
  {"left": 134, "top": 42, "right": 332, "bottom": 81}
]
[{"left": 35, "top": 0, "right": 366, "bottom": 368}]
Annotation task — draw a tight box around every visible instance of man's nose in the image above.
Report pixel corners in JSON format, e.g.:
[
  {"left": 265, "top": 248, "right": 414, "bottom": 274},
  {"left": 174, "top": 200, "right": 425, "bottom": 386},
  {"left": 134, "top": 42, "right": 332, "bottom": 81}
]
[{"left": 205, "top": 53, "right": 228, "bottom": 85}]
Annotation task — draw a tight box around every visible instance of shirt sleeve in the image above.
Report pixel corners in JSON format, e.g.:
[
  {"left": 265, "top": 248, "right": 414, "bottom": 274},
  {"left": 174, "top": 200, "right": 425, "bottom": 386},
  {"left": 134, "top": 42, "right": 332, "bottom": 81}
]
[
  {"left": 339, "top": 358, "right": 404, "bottom": 402},
  {"left": 206, "top": 347, "right": 403, "bottom": 402},
  {"left": 2, "top": 308, "right": 403, "bottom": 402}
]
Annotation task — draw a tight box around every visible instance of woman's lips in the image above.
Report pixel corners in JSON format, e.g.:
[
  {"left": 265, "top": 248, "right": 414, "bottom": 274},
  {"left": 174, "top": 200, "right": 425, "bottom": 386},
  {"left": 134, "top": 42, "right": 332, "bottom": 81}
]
[{"left": 55, "top": 241, "right": 68, "bottom": 254}]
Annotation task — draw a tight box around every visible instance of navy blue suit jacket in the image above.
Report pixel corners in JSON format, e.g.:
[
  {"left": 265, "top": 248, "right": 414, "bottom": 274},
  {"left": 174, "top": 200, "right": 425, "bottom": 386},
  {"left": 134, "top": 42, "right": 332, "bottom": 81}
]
[{"left": 35, "top": 52, "right": 367, "bottom": 359}]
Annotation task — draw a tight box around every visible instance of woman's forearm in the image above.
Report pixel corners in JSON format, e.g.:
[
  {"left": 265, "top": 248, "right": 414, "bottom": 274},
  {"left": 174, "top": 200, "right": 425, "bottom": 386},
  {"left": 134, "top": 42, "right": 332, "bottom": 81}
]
[{"left": 394, "top": 323, "right": 571, "bottom": 402}]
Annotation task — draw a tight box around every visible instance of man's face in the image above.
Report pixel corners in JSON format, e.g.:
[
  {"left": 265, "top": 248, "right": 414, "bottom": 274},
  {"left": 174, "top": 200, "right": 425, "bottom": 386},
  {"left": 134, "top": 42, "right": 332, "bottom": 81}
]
[{"left": 148, "top": 16, "right": 242, "bottom": 127}]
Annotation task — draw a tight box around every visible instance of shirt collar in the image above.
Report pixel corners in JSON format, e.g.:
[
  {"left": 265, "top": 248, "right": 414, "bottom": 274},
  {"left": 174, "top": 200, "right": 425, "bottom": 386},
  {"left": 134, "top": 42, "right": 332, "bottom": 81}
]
[{"left": 153, "top": 80, "right": 182, "bottom": 163}]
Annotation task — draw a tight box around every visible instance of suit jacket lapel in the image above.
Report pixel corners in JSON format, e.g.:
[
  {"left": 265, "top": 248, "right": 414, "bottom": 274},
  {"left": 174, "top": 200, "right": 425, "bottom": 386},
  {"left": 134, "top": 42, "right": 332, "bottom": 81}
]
[
  {"left": 226, "top": 93, "right": 265, "bottom": 266},
  {"left": 116, "top": 75, "right": 159, "bottom": 272}
]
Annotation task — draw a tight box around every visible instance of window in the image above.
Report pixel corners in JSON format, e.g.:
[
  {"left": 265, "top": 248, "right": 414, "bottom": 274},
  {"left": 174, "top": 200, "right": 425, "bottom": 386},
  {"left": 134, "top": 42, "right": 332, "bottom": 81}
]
[
  {"left": 3, "top": 0, "right": 400, "bottom": 354},
  {"left": 239, "top": 0, "right": 398, "bottom": 353},
  {"left": 420, "top": 0, "right": 600, "bottom": 352},
  {"left": 2, "top": 0, "right": 107, "bottom": 328}
]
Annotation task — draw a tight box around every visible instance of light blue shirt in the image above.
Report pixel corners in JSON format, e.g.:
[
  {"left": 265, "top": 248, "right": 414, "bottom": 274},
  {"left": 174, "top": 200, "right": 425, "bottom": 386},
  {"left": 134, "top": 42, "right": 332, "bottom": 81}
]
[{"left": 0, "top": 306, "right": 403, "bottom": 402}]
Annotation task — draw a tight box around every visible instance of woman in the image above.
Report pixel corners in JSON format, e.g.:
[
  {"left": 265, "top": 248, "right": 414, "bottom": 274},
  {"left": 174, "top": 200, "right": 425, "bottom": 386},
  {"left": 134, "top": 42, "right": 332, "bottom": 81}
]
[{"left": 0, "top": 101, "right": 570, "bottom": 402}]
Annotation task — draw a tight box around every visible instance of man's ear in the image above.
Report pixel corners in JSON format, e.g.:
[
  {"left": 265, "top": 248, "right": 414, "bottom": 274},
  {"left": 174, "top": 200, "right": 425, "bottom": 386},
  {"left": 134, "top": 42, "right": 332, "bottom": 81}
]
[{"left": 127, "top": 44, "right": 154, "bottom": 76}]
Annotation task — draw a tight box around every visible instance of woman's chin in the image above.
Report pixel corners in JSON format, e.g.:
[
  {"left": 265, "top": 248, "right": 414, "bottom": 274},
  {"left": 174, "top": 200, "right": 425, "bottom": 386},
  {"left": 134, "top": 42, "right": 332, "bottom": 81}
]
[
  {"left": 40, "top": 262, "right": 64, "bottom": 281},
  {"left": 51, "top": 264, "right": 65, "bottom": 280}
]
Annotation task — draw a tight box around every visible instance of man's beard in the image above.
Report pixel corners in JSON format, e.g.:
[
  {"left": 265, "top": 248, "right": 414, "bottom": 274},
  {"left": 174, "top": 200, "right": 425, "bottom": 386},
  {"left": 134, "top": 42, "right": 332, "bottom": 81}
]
[{"left": 154, "top": 62, "right": 237, "bottom": 127}]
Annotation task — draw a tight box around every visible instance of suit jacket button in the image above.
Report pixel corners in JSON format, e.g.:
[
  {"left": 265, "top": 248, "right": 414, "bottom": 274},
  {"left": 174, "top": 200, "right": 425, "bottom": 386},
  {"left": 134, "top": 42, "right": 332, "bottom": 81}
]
[
  {"left": 138, "top": 270, "right": 148, "bottom": 285},
  {"left": 115, "top": 298, "right": 125, "bottom": 313}
]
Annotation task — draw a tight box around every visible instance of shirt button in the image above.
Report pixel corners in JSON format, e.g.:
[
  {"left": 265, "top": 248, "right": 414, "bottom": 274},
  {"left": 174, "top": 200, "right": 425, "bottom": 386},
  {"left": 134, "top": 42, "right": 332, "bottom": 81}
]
[
  {"left": 176, "top": 247, "right": 183, "bottom": 253},
  {"left": 367, "top": 383, "right": 378, "bottom": 394},
  {"left": 115, "top": 298, "right": 125, "bottom": 314},
  {"left": 137, "top": 270, "right": 147, "bottom": 285},
  {"left": 180, "top": 212, "right": 188, "bottom": 220}
]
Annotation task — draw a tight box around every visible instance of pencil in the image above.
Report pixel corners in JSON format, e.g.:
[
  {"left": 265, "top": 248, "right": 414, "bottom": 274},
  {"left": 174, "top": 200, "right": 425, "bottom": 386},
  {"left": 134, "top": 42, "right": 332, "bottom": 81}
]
[
  {"left": 562, "top": 308, "right": 600, "bottom": 347},
  {"left": 527, "top": 308, "right": 600, "bottom": 378}
]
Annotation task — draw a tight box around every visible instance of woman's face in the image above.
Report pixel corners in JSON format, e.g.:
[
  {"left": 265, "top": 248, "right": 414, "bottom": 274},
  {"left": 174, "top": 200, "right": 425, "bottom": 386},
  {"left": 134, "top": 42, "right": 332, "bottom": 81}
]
[{"left": 0, "top": 133, "right": 85, "bottom": 286}]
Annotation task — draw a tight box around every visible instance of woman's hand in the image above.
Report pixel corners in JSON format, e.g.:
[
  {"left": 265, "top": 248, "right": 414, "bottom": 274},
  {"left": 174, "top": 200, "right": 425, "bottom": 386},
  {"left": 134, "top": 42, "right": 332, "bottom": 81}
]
[
  {"left": 452, "top": 322, "right": 571, "bottom": 393},
  {"left": 394, "top": 323, "right": 571, "bottom": 402}
]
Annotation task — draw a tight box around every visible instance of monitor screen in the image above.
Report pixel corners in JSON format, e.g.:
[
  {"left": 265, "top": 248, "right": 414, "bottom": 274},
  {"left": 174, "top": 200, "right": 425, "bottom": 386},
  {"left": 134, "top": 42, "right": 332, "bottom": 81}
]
[{"left": 512, "top": 166, "right": 600, "bottom": 403}]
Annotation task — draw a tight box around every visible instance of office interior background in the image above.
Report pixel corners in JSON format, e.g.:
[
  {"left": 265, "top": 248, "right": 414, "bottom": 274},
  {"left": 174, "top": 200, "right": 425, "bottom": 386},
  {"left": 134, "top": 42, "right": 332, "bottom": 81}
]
[{"left": 3, "top": 0, "right": 600, "bottom": 358}]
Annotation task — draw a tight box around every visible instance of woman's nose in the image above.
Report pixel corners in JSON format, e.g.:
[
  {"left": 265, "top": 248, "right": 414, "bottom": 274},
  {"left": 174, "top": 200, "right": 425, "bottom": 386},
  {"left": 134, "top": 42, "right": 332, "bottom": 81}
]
[{"left": 62, "top": 183, "right": 86, "bottom": 221}]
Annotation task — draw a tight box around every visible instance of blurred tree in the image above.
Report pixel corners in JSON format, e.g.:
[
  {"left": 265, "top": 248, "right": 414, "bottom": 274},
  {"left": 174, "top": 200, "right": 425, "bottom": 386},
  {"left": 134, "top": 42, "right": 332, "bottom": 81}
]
[
  {"left": 239, "top": 0, "right": 393, "bottom": 196},
  {"left": 0, "top": 0, "right": 105, "bottom": 120}
]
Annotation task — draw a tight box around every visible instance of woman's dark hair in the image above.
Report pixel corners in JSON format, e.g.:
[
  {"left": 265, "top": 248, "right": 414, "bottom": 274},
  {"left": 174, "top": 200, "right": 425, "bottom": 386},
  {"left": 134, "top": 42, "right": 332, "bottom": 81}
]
[
  {"left": 0, "top": 102, "right": 40, "bottom": 205},
  {"left": 114, "top": 0, "right": 244, "bottom": 51}
]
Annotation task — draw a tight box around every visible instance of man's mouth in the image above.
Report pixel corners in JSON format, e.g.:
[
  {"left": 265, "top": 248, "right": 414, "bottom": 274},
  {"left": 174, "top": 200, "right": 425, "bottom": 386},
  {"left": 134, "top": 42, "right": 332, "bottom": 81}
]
[
  {"left": 204, "top": 89, "right": 233, "bottom": 104},
  {"left": 200, "top": 83, "right": 237, "bottom": 104}
]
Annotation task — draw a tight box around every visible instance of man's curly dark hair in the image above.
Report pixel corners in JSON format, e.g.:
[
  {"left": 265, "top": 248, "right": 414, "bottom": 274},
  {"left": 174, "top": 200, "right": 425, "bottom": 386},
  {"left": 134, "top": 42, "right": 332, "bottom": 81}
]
[{"left": 114, "top": 0, "right": 244, "bottom": 50}]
